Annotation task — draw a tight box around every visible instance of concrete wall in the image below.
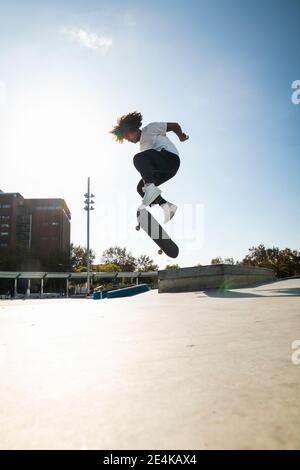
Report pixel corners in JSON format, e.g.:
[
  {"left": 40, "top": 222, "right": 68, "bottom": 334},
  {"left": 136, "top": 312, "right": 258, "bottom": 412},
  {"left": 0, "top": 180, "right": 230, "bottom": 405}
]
[{"left": 158, "top": 264, "right": 276, "bottom": 293}]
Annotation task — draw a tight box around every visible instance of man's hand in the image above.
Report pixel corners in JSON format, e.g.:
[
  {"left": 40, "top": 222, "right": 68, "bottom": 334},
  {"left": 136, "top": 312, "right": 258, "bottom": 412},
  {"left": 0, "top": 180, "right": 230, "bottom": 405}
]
[
  {"left": 167, "top": 122, "right": 189, "bottom": 142},
  {"left": 179, "top": 132, "right": 189, "bottom": 142}
]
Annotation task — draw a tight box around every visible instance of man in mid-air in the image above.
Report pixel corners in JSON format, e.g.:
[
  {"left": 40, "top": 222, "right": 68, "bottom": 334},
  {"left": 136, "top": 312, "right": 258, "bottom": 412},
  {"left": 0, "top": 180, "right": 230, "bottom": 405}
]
[{"left": 110, "top": 111, "right": 189, "bottom": 223}]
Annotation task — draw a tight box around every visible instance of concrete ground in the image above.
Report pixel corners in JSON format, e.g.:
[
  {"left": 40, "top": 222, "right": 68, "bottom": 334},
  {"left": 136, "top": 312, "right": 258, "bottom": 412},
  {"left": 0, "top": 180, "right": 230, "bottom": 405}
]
[{"left": 0, "top": 278, "right": 300, "bottom": 450}]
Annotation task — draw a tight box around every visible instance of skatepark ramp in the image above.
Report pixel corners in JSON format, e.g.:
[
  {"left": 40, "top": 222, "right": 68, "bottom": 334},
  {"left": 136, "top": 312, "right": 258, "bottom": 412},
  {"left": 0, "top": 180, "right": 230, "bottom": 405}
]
[
  {"left": 158, "top": 265, "right": 276, "bottom": 293},
  {"left": 93, "top": 284, "right": 150, "bottom": 299}
]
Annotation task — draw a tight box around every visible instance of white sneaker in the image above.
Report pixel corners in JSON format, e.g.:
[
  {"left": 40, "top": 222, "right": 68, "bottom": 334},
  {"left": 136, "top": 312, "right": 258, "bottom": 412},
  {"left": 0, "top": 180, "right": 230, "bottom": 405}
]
[
  {"left": 161, "top": 202, "right": 177, "bottom": 223},
  {"left": 142, "top": 183, "right": 161, "bottom": 207}
]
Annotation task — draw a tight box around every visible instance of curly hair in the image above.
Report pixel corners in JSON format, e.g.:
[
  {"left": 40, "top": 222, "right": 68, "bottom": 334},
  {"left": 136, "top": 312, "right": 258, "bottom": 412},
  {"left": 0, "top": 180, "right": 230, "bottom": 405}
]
[{"left": 109, "top": 111, "right": 143, "bottom": 143}]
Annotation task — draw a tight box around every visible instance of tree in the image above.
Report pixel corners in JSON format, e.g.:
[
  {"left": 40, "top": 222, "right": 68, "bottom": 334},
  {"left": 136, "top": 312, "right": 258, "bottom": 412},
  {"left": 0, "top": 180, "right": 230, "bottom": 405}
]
[
  {"left": 211, "top": 257, "right": 223, "bottom": 265},
  {"left": 242, "top": 244, "right": 300, "bottom": 278},
  {"left": 101, "top": 246, "right": 137, "bottom": 272},
  {"left": 165, "top": 264, "right": 180, "bottom": 270},
  {"left": 224, "top": 257, "right": 235, "bottom": 265},
  {"left": 71, "top": 244, "right": 96, "bottom": 271},
  {"left": 211, "top": 257, "right": 235, "bottom": 265},
  {"left": 135, "top": 254, "right": 158, "bottom": 272},
  {"left": 93, "top": 263, "right": 122, "bottom": 272}
]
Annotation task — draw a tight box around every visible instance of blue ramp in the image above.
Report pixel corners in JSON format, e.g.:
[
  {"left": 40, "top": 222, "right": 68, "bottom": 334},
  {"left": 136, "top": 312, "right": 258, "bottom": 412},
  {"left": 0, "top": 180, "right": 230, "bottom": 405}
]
[
  {"left": 93, "top": 290, "right": 109, "bottom": 299},
  {"left": 106, "top": 284, "right": 150, "bottom": 299}
]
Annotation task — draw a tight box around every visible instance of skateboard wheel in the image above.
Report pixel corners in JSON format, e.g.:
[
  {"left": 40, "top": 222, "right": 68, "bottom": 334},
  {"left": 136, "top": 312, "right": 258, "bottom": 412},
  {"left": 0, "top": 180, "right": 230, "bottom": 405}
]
[
  {"left": 158, "top": 249, "right": 163, "bottom": 255},
  {"left": 135, "top": 225, "right": 140, "bottom": 231}
]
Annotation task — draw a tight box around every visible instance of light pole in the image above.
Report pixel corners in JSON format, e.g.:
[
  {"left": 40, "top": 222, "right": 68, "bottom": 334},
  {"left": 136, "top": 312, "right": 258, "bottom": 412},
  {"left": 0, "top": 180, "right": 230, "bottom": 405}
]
[{"left": 84, "top": 177, "right": 95, "bottom": 295}]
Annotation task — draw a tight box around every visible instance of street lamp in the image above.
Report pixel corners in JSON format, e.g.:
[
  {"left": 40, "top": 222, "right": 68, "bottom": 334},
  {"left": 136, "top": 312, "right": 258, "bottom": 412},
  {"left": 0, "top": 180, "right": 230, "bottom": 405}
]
[{"left": 84, "top": 177, "right": 95, "bottom": 295}]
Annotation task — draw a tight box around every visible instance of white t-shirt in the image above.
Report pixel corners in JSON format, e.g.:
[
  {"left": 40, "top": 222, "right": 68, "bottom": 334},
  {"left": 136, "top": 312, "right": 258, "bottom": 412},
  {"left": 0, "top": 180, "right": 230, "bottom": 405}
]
[{"left": 139, "top": 122, "right": 179, "bottom": 156}]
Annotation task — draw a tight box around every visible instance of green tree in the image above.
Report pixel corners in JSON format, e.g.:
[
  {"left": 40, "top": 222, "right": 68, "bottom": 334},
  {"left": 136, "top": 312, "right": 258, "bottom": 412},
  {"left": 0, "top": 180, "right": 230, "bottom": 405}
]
[
  {"left": 211, "top": 257, "right": 235, "bottom": 265},
  {"left": 101, "top": 246, "right": 137, "bottom": 272},
  {"left": 93, "top": 263, "right": 122, "bottom": 272},
  {"left": 135, "top": 254, "right": 158, "bottom": 272},
  {"left": 164, "top": 263, "right": 180, "bottom": 270},
  {"left": 242, "top": 244, "right": 300, "bottom": 278},
  {"left": 71, "top": 244, "right": 96, "bottom": 271},
  {"left": 224, "top": 257, "right": 235, "bottom": 265},
  {"left": 211, "top": 257, "right": 223, "bottom": 265}
]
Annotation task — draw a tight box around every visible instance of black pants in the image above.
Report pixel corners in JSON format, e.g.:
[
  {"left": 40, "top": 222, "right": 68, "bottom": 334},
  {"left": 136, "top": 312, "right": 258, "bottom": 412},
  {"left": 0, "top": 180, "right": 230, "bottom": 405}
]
[{"left": 133, "top": 149, "right": 180, "bottom": 206}]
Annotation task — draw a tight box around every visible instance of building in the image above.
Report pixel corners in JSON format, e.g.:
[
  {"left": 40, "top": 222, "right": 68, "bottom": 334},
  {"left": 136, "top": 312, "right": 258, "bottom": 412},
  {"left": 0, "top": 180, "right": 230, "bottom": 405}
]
[
  {"left": 0, "top": 190, "right": 71, "bottom": 263},
  {"left": 0, "top": 191, "right": 24, "bottom": 250}
]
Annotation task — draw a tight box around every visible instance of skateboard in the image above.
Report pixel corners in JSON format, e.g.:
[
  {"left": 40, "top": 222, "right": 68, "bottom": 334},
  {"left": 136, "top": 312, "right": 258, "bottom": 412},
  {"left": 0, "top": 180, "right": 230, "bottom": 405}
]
[{"left": 136, "top": 206, "right": 179, "bottom": 258}]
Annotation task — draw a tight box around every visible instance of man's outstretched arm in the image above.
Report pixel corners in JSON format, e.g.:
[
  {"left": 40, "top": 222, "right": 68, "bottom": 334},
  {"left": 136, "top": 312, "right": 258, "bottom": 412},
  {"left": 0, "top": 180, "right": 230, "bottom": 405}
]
[{"left": 167, "top": 122, "right": 189, "bottom": 142}]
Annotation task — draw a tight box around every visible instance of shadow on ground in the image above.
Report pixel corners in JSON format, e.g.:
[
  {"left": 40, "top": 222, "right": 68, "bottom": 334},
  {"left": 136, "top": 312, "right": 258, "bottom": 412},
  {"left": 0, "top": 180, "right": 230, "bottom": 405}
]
[{"left": 200, "top": 287, "right": 300, "bottom": 299}]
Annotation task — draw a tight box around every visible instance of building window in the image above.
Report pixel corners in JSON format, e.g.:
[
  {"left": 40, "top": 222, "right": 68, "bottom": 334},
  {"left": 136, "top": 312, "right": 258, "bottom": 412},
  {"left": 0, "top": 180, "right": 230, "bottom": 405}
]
[
  {"left": 0, "top": 243, "right": 8, "bottom": 247},
  {"left": 1, "top": 224, "right": 9, "bottom": 228},
  {"left": 0, "top": 232, "right": 9, "bottom": 236},
  {"left": 52, "top": 222, "right": 59, "bottom": 226},
  {"left": 0, "top": 204, "right": 11, "bottom": 209}
]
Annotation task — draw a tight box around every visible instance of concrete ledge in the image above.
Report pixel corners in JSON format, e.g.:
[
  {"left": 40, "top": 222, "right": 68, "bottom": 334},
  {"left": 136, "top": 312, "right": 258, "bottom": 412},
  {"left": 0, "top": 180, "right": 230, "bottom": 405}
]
[{"left": 158, "top": 264, "right": 276, "bottom": 293}]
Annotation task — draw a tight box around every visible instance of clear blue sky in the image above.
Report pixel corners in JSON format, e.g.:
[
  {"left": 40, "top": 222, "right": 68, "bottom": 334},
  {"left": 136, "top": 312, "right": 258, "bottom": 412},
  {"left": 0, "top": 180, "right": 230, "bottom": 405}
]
[{"left": 0, "top": 0, "right": 299, "bottom": 267}]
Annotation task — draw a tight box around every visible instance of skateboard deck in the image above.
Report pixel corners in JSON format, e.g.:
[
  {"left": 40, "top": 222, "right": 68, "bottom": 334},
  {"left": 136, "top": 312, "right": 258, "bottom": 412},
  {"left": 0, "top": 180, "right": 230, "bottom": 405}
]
[{"left": 136, "top": 207, "right": 179, "bottom": 258}]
